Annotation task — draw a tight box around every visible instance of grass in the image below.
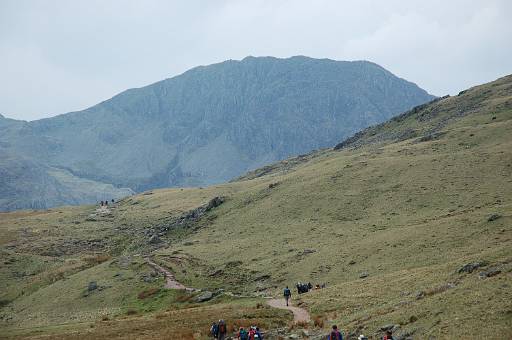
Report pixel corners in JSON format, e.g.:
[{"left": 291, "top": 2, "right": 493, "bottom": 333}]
[{"left": 0, "top": 75, "right": 511, "bottom": 339}]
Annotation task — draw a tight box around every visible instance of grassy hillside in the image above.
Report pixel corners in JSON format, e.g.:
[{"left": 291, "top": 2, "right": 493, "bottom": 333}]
[{"left": 0, "top": 75, "right": 511, "bottom": 339}]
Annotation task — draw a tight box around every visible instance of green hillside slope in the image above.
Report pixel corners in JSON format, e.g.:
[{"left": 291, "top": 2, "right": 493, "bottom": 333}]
[{"left": 0, "top": 75, "right": 510, "bottom": 339}]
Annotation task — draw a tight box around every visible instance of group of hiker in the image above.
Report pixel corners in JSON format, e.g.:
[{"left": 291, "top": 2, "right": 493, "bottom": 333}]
[
  {"left": 99, "top": 199, "right": 115, "bottom": 206},
  {"left": 210, "top": 320, "right": 263, "bottom": 340},
  {"left": 210, "top": 321, "right": 394, "bottom": 340},
  {"left": 296, "top": 282, "right": 326, "bottom": 294},
  {"left": 327, "top": 324, "right": 394, "bottom": 340},
  {"left": 283, "top": 281, "right": 326, "bottom": 306}
]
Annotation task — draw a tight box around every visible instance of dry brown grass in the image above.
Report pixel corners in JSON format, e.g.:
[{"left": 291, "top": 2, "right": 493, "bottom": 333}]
[
  {"left": 83, "top": 254, "right": 111, "bottom": 266},
  {"left": 423, "top": 282, "right": 455, "bottom": 297},
  {"left": 47, "top": 271, "right": 65, "bottom": 283},
  {"left": 296, "top": 320, "right": 309, "bottom": 328},
  {"left": 125, "top": 309, "right": 137, "bottom": 315},
  {"left": 137, "top": 288, "right": 160, "bottom": 300},
  {"left": 175, "top": 290, "right": 195, "bottom": 303},
  {"left": 313, "top": 315, "right": 324, "bottom": 328}
]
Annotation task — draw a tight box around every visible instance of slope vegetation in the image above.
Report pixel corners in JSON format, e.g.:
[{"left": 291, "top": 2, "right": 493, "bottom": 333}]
[{"left": 0, "top": 75, "right": 510, "bottom": 339}]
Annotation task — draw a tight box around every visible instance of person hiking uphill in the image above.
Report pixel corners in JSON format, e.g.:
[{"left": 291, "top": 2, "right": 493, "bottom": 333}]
[
  {"left": 382, "top": 329, "right": 394, "bottom": 340},
  {"left": 255, "top": 327, "right": 263, "bottom": 339},
  {"left": 248, "top": 326, "right": 257, "bottom": 340},
  {"left": 284, "top": 286, "right": 292, "bottom": 306},
  {"left": 217, "top": 320, "right": 227, "bottom": 340},
  {"left": 210, "top": 321, "right": 219, "bottom": 339},
  {"left": 328, "top": 325, "right": 343, "bottom": 340},
  {"left": 238, "top": 327, "right": 249, "bottom": 340}
]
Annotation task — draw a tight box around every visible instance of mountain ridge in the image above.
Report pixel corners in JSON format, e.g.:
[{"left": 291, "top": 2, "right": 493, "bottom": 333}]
[{"left": 0, "top": 56, "right": 435, "bottom": 211}]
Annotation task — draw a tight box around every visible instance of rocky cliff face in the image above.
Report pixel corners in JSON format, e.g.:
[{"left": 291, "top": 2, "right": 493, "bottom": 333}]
[{"left": 0, "top": 56, "right": 434, "bottom": 211}]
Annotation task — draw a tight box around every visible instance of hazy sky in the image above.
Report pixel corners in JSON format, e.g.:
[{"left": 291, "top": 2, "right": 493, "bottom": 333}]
[{"left": 1, "top": 0, "right": 511, "bottom": 121}]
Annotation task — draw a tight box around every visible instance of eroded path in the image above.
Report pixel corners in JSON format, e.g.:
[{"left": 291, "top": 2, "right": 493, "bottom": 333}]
[
  {"left": 145, "top": 257, "right": 194, "bottom": 291},
  {"left": 267, "top": 298, "right": 311, "bottom": 323}
]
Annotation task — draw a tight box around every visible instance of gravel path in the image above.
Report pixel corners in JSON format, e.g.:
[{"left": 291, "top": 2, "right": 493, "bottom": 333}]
[
  {"left": 145, "top": 257, "right": 193, "bottom": 291},
  {"left": 267, "top": 298, "right": 311, "bottom": 323}
]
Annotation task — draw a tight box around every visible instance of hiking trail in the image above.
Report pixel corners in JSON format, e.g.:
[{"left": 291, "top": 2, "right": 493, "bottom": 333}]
[
  {"left": 145, "top": 257, "right": 194, "bottom": 291},
  {"left": 267, "top": 298, "right": 311, "bottom": 323},
  {"left": 93, "top": 205, "right": 111, "bottom": 215}
]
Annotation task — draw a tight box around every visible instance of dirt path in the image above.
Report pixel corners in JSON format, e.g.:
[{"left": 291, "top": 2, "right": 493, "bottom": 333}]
[
  {"left": 145, "top": 257, "right": 194, "bottom": 291},
  {"left": 267, "top": 298, "right": 311, "bottom": 323}
]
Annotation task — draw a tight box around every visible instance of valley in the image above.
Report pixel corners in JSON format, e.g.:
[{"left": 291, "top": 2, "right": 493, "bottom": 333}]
[{"left": 1, "top": 75, "right": 511, "bottom": 339}]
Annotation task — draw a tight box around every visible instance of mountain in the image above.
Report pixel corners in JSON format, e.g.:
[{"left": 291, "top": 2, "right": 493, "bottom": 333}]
[
  {"left": 0, "top": 75, "right": 510, "bottom": 339},
  {"left": 0, "top": 56, "right": 434, "bottom": 211}
]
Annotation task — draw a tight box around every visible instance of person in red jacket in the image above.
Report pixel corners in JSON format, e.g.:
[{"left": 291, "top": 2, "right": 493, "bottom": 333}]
[
  {"left": 382, "top": 329, "right": 394, "bottom": 340},
  {"left": 217, "top": 320, "right": 227, "bottom": 340},
  {"left": 248, "top": 326, "right": 257, "bottom": 340},
  {"left": 328, "top": 325, "right": 343, "bottom": 340}
]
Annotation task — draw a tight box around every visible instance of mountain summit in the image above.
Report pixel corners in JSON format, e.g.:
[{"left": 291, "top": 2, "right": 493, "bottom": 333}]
[{"left": 0, "top": 56, "right": 434, "bottom": 211}]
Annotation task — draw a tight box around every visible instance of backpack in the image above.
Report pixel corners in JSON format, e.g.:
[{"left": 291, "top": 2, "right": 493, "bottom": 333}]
[
  {"left": 284, "top": 288, "right": 291, "bottom": 296},
  {"left": 210, "top": 323, "right": 219, "bottom": 337},
  {"left": 330, "top": 331, "right": 341, "bottom": 340},
  {"left": 218, "top": 323, "right": 226, "bottom": 334},
  {"left": 239, "top": 329, "right": 248, "bottom": 340}
]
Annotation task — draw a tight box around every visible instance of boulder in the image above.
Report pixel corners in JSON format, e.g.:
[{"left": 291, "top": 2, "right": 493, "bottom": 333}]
[
  {"left": 381, "top": 324, "right": 395, "bottom": 332},
  {"left": 268, "top": 182, "right": 279, "bottom": 189},
  {"left": 487, "top": 214, "right": 502, "bottom": 222},
  {"left": 359, "top": 271, "right": 369, "bottom": 279},
  {"left": 415, "top": 291, "right": 425, "bottom": 300},
  {"left": 458, "top": 261, "right": 488, "bottom": 274},
  {"left": 206, "top": 196, "right": 224, "bottom": 210},
  {"left": 148, "top": 235, "right": 161, "bottom": 244},
  {"left": 478, "top": 269, "right": 501, "bottom": 279},
  {"left": 196, "top": 291, "right": 213, "bottom": 302},
  {"left": 209, "top": 269, "right": 224, "bottom": 277},
  {"left": 88, "top": 281, "right": 98, "bottom": 291}
]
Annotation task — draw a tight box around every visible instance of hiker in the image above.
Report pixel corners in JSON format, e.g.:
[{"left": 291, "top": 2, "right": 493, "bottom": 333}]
[
  {"left": 210, "top": 321, "right": 219, "bottom": 339},
  {"left": 100, "top": 201, "right": 104, "bottom": 206},
  {"left": 296, "top": 282, "right": 303, "bottom": 294},
  {"left": 111, "top": 198, "right": 114, "bottom": 203},
  {"left": 105, "top": 200, "right": 108, "bottom": 206},
  {"left": 382, "top": 329, "right": 394, "bottom": 340},
  {"left": 284, "top": 286, "right": 292, "bottom": 306},
  {"left": 238, "top": 326, "right": 249, "bottom": 340},
  {"left": 255, "top": 327, "right": 263, "bottom": 339},
  {"left": 248, "top": 326, "right": 257, "bottom": 340},
  {"left": 328, "top": 325, "right": 343, "bottom": 340},
  {"left": 297, "top": 282, "right": 309, "bottom": 294},
  {"left": 217, "top": 319, "right": 227, "bottom": 340}
]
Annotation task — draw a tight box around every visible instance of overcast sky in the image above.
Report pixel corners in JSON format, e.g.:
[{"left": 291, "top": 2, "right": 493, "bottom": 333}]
[{"left": 1, "top": 0, "right": 511, "bottom": 121}]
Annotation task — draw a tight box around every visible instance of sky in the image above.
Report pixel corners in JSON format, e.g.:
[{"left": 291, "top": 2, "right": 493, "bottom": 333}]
[{"left": 1, "top": 0, "right": 511, "bottom": 121}]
